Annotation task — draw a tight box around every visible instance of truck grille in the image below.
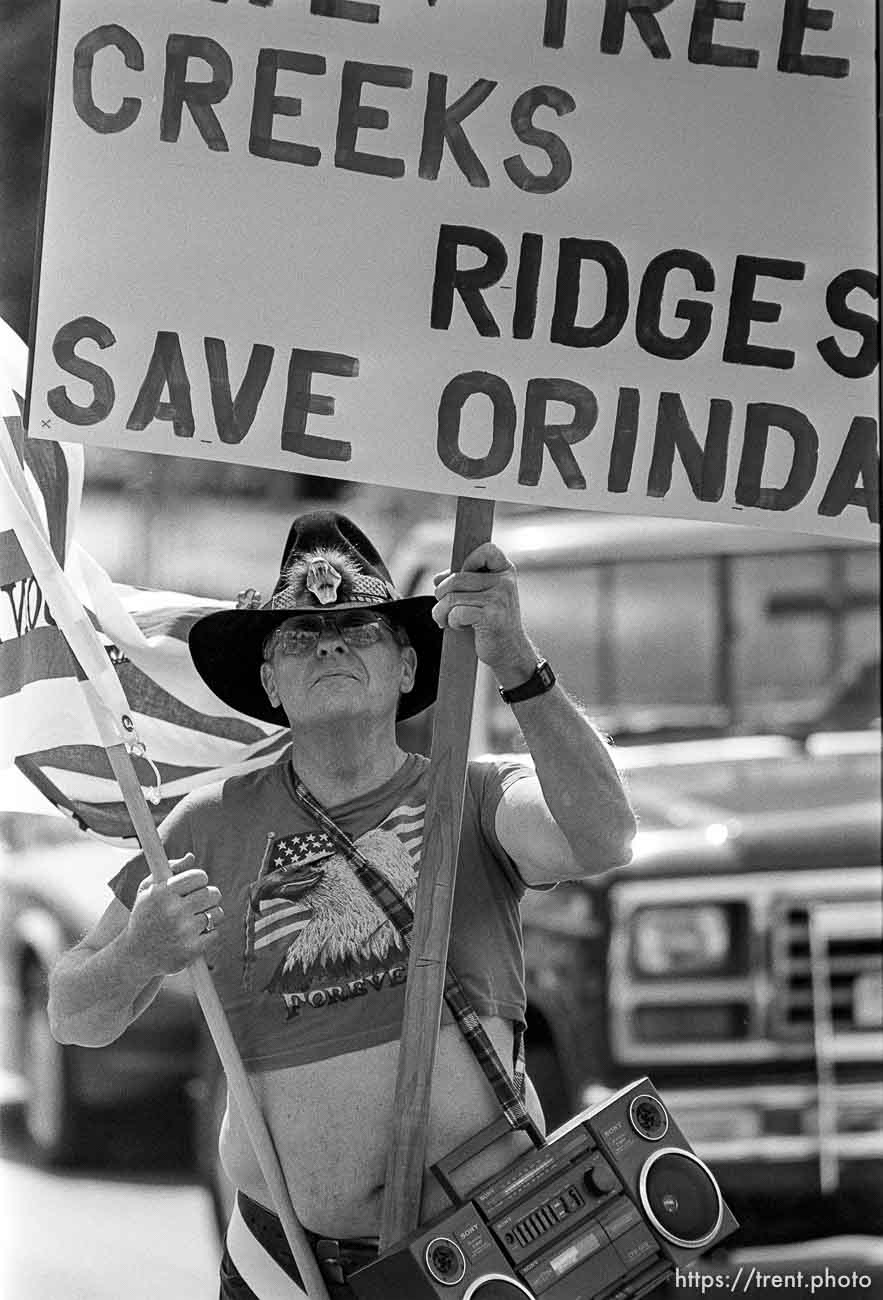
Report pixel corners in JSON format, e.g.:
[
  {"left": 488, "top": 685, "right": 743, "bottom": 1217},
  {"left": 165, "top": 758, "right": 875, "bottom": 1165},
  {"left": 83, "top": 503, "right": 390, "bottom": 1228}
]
[
  {"left": 773, "top": 903, "right": 883, "bottom": 1039},
  {"left": 609, "top": 870, "right": 881, "bottom": 1065}
]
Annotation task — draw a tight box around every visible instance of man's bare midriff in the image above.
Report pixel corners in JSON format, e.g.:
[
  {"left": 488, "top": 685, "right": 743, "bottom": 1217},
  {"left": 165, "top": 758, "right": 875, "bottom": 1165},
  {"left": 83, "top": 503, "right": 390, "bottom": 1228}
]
[{"left": 219, "top": 1014, "right": 546, "bottom": 1237}]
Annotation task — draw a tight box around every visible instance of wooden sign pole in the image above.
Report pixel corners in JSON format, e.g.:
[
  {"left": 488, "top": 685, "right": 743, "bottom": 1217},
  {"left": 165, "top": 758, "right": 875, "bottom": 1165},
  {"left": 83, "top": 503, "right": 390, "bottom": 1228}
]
[{"left": 380, "top": 495, "right": 496, "bottom": 1250}]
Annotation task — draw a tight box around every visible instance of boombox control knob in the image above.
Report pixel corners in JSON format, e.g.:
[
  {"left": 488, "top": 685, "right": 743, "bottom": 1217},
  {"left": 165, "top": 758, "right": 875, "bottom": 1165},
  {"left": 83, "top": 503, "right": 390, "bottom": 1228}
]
[{"left": 584, "top": 1159, "right": 619, "bottom": 1197}]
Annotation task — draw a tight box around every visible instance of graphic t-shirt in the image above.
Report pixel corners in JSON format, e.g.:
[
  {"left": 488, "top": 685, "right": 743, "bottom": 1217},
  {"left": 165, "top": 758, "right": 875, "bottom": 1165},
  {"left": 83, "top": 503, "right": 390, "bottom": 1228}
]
[{"left": 109, "top": 751, "right": 532, "bottom": 1072}]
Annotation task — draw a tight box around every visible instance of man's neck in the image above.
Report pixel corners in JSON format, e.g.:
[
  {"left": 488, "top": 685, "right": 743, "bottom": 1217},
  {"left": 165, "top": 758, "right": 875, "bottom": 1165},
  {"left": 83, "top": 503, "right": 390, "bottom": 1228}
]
[{"left": 287, "top": 718, "right": 408, "bottom": 808}]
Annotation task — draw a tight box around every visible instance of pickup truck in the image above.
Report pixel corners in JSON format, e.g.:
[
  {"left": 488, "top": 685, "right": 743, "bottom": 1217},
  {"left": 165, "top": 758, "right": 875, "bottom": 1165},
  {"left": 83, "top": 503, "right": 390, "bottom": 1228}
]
[{"left": 393, "top": 509, "right": 881, "bottom": 1244}]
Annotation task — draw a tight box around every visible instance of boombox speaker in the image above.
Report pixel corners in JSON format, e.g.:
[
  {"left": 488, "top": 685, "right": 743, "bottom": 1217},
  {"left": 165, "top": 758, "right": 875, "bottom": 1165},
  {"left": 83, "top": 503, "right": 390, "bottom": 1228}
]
[{"left": 351, "top": 1078, "right": 737, "bottom": 1300}]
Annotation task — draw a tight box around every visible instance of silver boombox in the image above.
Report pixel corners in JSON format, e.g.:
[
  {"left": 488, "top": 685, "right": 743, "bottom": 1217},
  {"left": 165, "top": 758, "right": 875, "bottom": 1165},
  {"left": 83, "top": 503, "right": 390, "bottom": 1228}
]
[{"left": 351, "top": 1078, "right": 737, "bottom": 1300}]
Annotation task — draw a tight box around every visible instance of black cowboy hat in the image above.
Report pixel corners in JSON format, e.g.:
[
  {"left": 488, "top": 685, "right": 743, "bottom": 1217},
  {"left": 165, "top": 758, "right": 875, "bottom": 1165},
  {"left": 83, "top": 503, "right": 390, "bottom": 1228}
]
[{"left": 188, "top": 511, "right": 442, "bottom": 726}]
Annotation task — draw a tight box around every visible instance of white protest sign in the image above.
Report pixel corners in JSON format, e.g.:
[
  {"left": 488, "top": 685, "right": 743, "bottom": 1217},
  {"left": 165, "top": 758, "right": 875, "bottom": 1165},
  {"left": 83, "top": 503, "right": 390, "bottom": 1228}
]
[{"left": 26, "top": 0, "right": 878, "bottom": 539}]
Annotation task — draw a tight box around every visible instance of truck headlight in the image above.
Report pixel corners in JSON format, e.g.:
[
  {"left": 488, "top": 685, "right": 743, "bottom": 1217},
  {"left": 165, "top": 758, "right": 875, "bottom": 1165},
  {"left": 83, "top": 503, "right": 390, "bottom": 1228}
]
[{"left": 632, "top": 905, "right": 732, "bottom": 976}]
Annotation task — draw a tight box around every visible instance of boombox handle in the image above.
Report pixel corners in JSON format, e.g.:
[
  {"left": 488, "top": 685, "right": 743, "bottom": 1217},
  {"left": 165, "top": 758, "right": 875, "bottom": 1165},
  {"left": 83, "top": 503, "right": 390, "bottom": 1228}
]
[{"left": 430, "top": 1113, "right": 547, "bottom": 1206}]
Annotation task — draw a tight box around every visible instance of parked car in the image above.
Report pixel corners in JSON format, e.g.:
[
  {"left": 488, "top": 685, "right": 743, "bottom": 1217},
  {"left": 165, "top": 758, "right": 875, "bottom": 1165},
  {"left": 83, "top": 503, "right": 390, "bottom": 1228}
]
[
  {"left": 393, "top": 509, "right": 882, "bottom": 1243},
  {"left": 0, "top": 772, "right": 203, "bottom": 1163}
]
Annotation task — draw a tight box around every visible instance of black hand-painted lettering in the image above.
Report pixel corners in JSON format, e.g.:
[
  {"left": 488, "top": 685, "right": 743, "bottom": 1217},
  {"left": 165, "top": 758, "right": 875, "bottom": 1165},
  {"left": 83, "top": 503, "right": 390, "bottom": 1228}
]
[
  {"left": 542, "top": 0, "right": 569, "bottom": 48},
  {"left": 723, "top": 256, "right": 804, "bottom": 369},
  {"left": 3, "top": 578, "right": 46, "bottom": 639},
  {"left": 418, "top": 73, "right": 496, "bottom": 186},
  {"left": 504, "top": 86, "right": 575, "bottom": 194},
  {"left": 47, "top": 316, "right": 116, "bottom": 426},
  {"left": 608, "top": 388, "right": 640, "bottom": 492},
  {"left": 817, "top": 270, "right": 879, "bottom": 379},
  {"left": 778, "top": 0, "right": 849, "bottom": 77},
  {"left": 735, "top": 403, "right": 818, "bottom": 510},
  {"left": 818, "top": 417, "right": 879, "bottom": 521},
  {"left": 311, "top": 0, "right": 380, "bottom": 22},
  {"left": 646, "top": 393, "right": 731, "bottom": 500},
  {"left": 518, "top": 378, "right": 595, "bottom": 488},
  {"left": 601, "top": 0, "right": 676, "bottom": 58},
  {"left": 3, "top": 583, "right": 25, "bottom": 640},
  {"left": 431, "top": 225, "right": 507, "bottom": 336},
  {"left": 636, "top": 250, "right": 715, "bottom": 359},
  {"left": 250, "top": 48, "right": 325, "bottom": 165},
  {"left": 689, "top": 1, "right": 759, "bottom": 68},
  {"left": 204, "top": 338, "right": 275, "bottom": 443},
  {"left": 161, "top": 35, "right": 233, "bottom": 151},
  {"left": 437, "top": 372, "right": 515, "bottom": 479},
  {"left": 126, "top": 332, "right": 195, "bottom": 438},
  {"left": 513, "top": 233, "right": 543, "bottom": 340},
  {"left": 335, "top": 61, "right": 412, "bottom": 177},
  {"left": 73, "top": 25, "right": 143, "bottom": 134},
  {"left": 551, "top": 239, "right": 629, "bottom": 348},
  {"left": 281, "top": 349, "right": 357, "bottom": 460}
]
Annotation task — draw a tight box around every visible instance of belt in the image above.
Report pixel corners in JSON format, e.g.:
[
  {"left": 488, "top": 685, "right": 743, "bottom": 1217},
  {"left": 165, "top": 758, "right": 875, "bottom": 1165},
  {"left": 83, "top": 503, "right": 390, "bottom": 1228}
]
[
  {"left": 311, "top": 1235, "right": 379, "bottom": 1287},
  {"left": 238, "top": 1191, "right": 379, "bottom": 1288}
]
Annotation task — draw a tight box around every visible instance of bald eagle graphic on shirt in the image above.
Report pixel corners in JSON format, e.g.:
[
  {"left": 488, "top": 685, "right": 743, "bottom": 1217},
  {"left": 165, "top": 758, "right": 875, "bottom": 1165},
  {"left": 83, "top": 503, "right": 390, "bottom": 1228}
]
[{"left": 242, "top": 805, "right": 424, "bottom": 1007}]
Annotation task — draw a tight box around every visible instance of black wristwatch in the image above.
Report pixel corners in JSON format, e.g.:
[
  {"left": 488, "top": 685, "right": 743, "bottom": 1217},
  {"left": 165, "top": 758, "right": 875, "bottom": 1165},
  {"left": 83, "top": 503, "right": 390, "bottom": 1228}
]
[{"left": 498, "top": 660, "right": 556, "bottom": 705}]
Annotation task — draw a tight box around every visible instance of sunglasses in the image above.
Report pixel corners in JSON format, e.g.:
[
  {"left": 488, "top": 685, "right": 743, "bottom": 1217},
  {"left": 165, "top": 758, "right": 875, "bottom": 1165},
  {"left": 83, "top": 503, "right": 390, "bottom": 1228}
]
[{"left": 263, "top": 612, "right": 398, "bottom": 658}]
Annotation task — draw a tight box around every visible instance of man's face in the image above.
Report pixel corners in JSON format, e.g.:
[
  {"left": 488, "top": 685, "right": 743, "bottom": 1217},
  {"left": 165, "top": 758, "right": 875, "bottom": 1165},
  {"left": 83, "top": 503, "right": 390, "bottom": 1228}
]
[{"left": 259, "top": 610, "right": 417, "bottom": 728}]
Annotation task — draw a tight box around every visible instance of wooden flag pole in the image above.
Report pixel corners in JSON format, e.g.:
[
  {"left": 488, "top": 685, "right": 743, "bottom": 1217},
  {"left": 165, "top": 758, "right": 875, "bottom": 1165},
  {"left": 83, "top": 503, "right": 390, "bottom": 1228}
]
[
  {"left": 0, "top": 440, "right": 331, "bottom": 1300},
  {"left": 379, "top": 495, "right": 496, "bottom": 1250},
  {"left": 104, "top": 742, "right": 332, "bottom": 1300}
]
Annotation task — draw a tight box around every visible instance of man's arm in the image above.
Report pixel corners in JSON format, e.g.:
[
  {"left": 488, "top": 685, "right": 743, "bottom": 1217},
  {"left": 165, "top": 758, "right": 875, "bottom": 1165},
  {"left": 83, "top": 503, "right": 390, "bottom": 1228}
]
[
  {"left": 48, "top": 900, "right": 167, "bottom": 1046},
  {"left": 494, "top": 692, "right": 634, "bottom": 886},
  {"left": 433, "top": 543, "right": 636, "bottom": 887},
  {"left": 48, "top": 856, "right": 223, "bottom": 1047}
]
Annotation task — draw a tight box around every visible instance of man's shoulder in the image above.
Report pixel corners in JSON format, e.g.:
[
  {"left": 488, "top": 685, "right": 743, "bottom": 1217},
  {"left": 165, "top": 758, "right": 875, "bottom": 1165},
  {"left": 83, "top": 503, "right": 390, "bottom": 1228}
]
[
  {"left": 179, "top": 750, "right": 290, "bottom": 818},
  {"left": 393, "top": 752, "right": 528, "bottom": 790},
  {"left": 468, "top": 752, "right": 533, "bottom": 772},
  {"left": 467, "top": 752, "right": 535, "bottom": 788}
]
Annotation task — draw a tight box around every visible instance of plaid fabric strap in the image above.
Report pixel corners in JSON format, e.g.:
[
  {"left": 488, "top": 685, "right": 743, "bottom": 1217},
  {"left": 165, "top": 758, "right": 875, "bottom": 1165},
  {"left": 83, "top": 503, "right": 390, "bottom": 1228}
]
[{"left": 291, "top": 774, "right": 539, "bottom": 1137}]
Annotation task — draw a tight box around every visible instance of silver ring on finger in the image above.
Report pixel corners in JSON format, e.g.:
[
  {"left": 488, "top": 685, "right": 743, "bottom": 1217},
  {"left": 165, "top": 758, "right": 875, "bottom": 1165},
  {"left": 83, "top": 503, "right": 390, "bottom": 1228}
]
[{"left": 200, "top": 908, "right": 215, "bottom": 935}]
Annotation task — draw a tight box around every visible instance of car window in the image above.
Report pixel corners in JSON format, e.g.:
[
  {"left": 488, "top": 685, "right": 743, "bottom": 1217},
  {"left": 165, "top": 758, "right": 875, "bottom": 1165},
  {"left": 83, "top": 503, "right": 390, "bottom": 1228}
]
[
  {"left": 844, "top": 551, "right": 881, "bottom": 669},
  {"left": 609, "top": 559, "right": 717, "bottom": 712},
  {"left": 515, "top": 565, "right": 604, "bottom": 705},
  {"left": 482, "top": 543, "right": 879, "bottom": 748},
  {"left": 486, "top": 558, "right": 718, "bottom": 748},
  {"left": 732, "top": 552, "right": 833, "bottom": 718},
  {"left": 513, "top": 558, "right": 717, "bottom": 714},
  {"left": 733, "top": 549, "right": 880, "bottom": 728}
]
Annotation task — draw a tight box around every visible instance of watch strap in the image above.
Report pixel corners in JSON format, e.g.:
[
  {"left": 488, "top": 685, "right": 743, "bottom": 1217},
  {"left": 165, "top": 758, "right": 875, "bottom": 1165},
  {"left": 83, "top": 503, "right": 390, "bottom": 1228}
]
[{"left": 498, "top": 659, "right": 556, "bottom": 704}]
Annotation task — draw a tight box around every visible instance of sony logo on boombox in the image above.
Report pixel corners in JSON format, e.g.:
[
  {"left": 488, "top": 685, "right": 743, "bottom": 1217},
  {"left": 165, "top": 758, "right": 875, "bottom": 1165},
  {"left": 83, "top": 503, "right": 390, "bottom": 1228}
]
[{"left": 351, "top": 1078, "right": 737, "bottom": 1300}]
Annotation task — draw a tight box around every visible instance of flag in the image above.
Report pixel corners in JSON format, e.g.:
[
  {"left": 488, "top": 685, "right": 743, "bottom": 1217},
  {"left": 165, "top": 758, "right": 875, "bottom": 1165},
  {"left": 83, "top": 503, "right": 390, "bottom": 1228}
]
[
  {"left": 0, "top": 318, "right": 290, "bottom": 842},
  {"left": 249, "top": 831, "right": 336, "bottom": 953}
]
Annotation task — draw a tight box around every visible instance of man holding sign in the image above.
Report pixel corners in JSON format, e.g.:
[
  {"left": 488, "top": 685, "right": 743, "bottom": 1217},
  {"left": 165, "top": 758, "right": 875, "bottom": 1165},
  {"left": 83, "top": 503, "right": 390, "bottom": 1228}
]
[{"left": 48, "top": 510, "right": 635, "bottom": 1298}]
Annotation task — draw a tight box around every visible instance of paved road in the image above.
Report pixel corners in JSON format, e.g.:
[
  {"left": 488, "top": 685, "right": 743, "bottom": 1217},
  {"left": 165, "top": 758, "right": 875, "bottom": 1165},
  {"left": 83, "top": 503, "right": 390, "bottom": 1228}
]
[
  {"left": 0, "top": 1101, "right": 220, "bottom": 1299},
  {"left": 2, "top": 1100, "right": 881, "bottom": 1300},
  {"left": 0, "top": 1155, "right": 219, "bottom": 1299},
  {"left": 663, "top": 1239, "right": 883, "bottom": 1300}
]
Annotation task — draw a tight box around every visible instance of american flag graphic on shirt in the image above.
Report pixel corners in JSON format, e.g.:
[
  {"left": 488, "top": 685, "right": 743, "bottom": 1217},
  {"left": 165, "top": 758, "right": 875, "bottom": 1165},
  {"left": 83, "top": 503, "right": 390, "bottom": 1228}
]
[
  {"left": 378, "top": 801, "right": 425, "bottom": 872},
  {"left": 249, "top": 829, "right": 335, "bottom": 953},
  {"left": 243, "top": 802, "right": 426, "bottom": 985}
]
